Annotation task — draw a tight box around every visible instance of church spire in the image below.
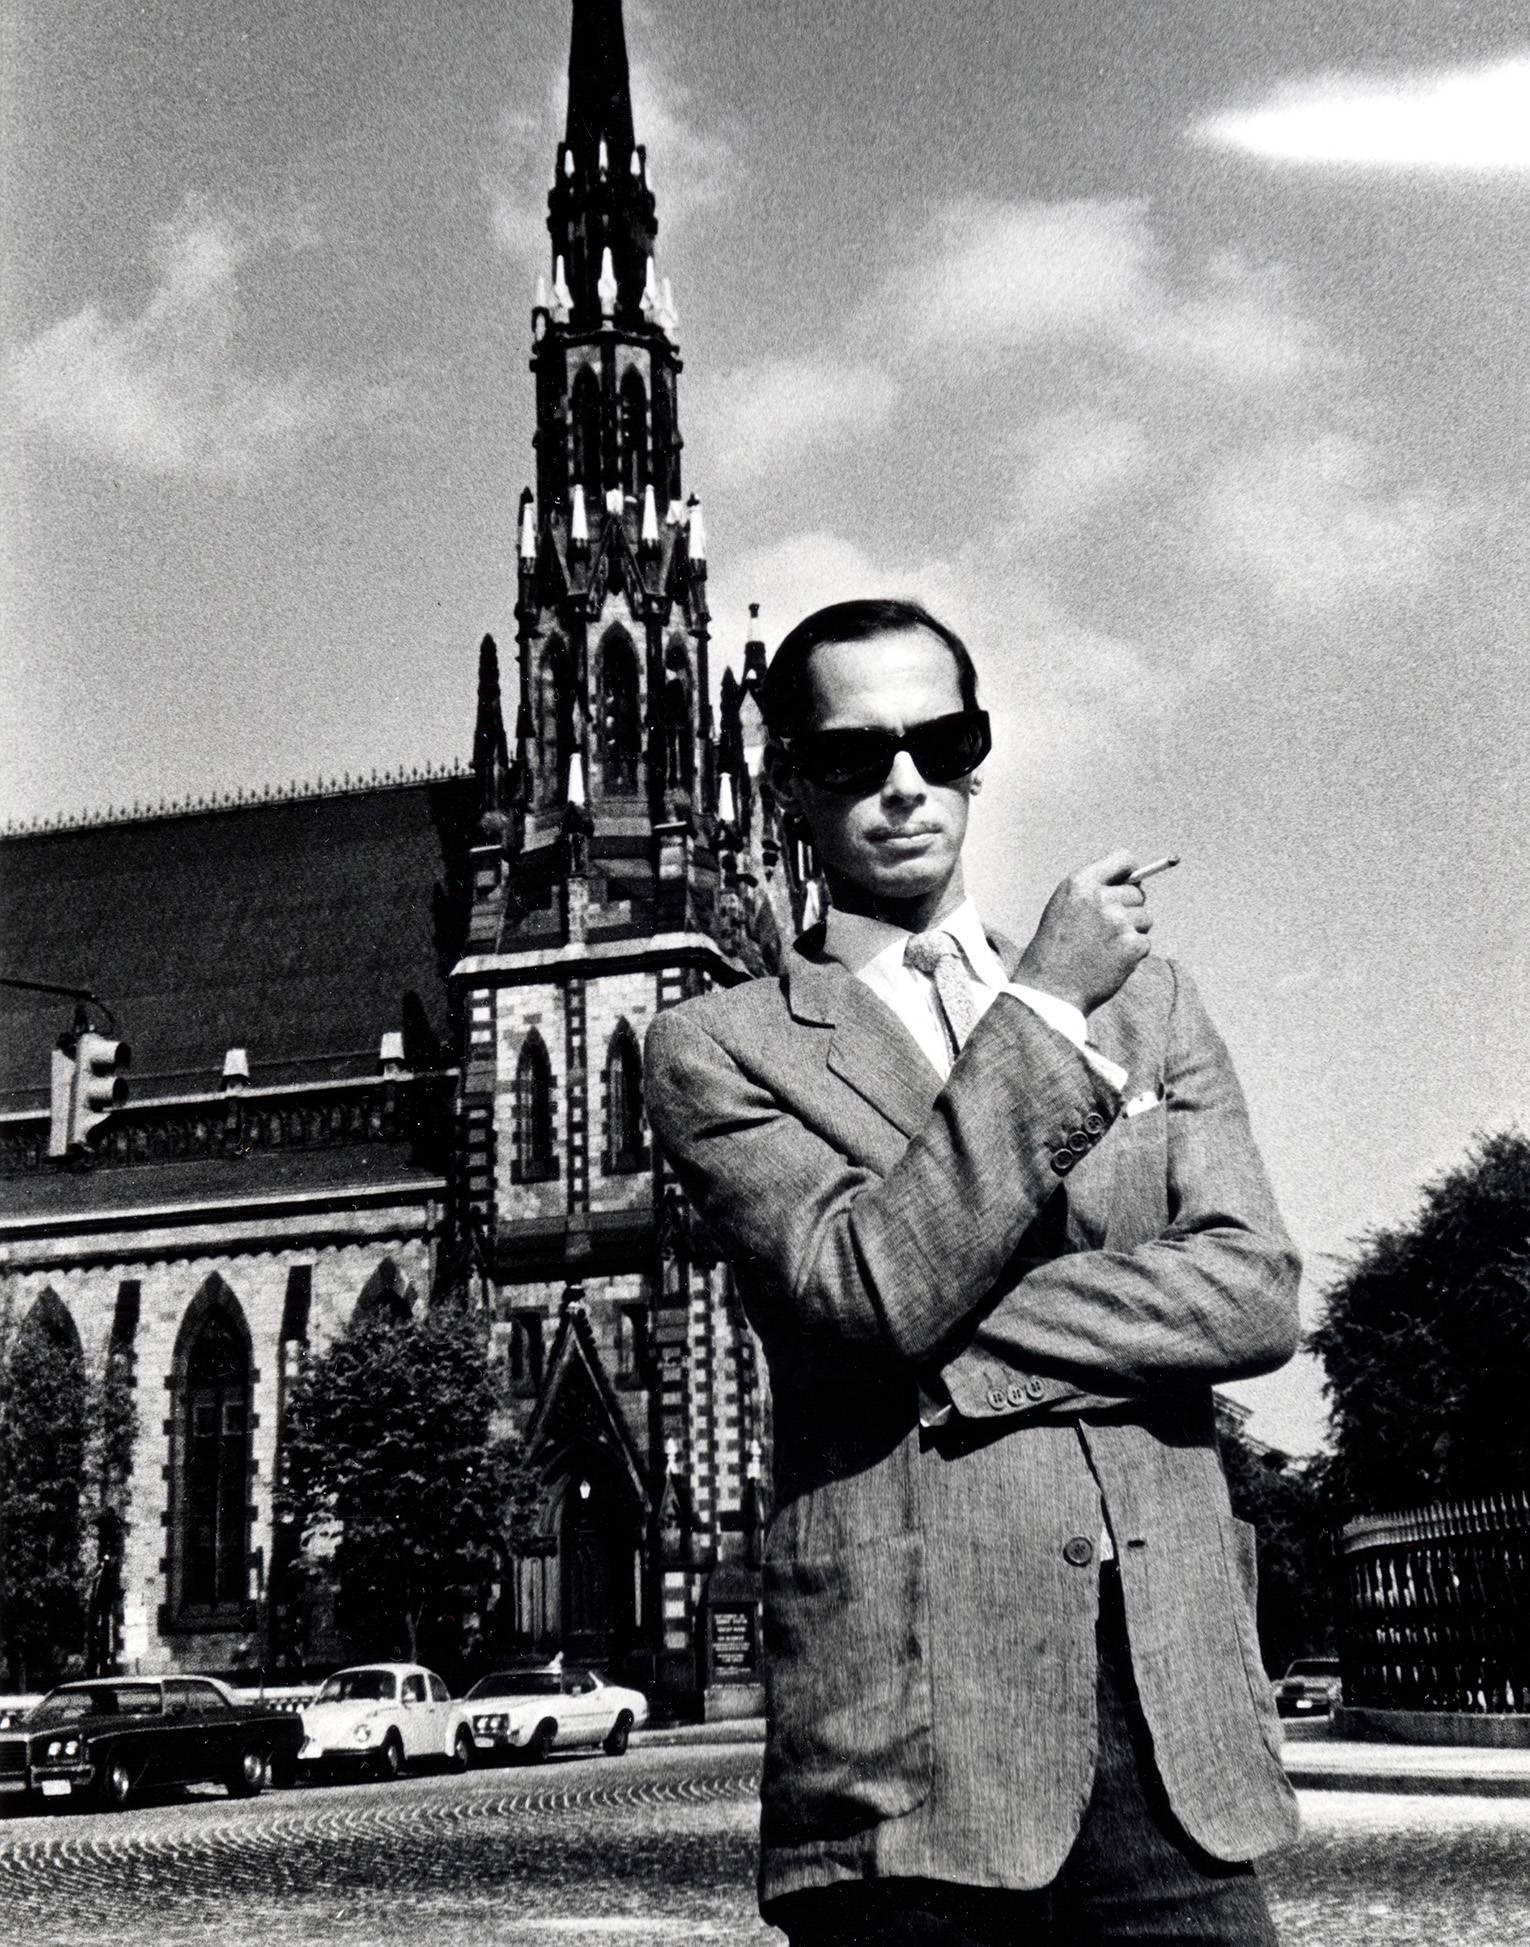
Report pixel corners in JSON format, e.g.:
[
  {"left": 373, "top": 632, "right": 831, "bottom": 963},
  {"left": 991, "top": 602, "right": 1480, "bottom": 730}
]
[
  {"left": 565, "top": 0, "right": 636, "bottom": 166},
  {"left": 547, "top": 0, "right": 657, "bottom": 334}
]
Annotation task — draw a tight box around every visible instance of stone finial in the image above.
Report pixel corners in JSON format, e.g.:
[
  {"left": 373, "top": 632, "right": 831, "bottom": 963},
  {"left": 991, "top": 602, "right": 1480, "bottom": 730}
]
[
  {"left": 597, "top": 246, "right": 619, "bottom": 318},
  {"left": 519, "top": 495, "right": 538, "bottom": 562},
  {"left": 641, "top": 483, "right": 660, "bottom": 548},
  {"left": 550, "top": 255, "right": 573, "bottom": 322},
  {"left": 686, "top": 494, "right": 706, "bottom": 563},
  {"left": 570, "top": 484, "right": 589, "bottom": 547}
]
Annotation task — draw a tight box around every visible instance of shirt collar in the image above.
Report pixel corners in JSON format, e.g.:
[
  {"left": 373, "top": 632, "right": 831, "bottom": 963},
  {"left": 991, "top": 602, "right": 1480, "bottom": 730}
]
[{"left": 822, "top": 896, "right": 1004, "bottom": 985}]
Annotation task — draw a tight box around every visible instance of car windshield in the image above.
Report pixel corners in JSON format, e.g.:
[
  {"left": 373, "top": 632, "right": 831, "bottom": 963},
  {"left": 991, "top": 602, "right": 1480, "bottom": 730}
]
[
  {"left": 1286, "top": 1660, "right": 1340, "bottom": 1678},
  {"left": 28, "top": 1685, "right": 161, "bottom": 1725},
  {"left": 316, "top": 1670, "right": 397, "bottom": 1703},
  {"left": 466, "top": 1671, "right": 561, "bottom": 1699}
]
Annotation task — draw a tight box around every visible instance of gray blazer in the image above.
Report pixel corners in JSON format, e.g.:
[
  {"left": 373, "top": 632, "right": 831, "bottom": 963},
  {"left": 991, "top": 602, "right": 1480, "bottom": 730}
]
[{"left": 645, "top": 931, "right": 1302, "bottom": 1912}]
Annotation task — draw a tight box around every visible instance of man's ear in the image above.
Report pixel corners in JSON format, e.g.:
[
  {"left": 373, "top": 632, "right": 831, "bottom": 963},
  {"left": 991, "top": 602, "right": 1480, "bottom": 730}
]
[{"left": 763, "top": 738, "right": 804, "bottom": 816}]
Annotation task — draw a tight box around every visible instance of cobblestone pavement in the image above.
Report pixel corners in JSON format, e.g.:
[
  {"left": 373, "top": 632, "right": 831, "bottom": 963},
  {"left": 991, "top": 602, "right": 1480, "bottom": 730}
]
[{"left": 2, "top": 1742, "right": 1527, "bottom": 1946}]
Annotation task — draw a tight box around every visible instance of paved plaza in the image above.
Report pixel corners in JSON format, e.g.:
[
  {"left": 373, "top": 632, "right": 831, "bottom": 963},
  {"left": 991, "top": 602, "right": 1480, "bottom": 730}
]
[{"left": 2, "top": 1739, "right": 1528, "bottom": 1946}]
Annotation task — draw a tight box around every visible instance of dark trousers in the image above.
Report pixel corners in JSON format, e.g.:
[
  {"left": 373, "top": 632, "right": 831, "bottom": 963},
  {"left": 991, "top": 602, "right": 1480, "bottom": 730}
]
[{"left": 777, "top": 1566, "right": 1280, "bottom": 1946}]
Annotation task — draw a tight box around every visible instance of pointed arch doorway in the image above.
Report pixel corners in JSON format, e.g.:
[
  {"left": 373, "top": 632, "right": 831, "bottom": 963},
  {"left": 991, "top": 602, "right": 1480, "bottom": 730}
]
[{"left": 558, "top": 1454, "right": 641, "bottom": 1665}]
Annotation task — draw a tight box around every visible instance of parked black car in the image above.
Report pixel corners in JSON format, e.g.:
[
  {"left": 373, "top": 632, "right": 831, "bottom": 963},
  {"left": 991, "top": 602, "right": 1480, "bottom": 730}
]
[{"left": 0, "top": 1676, "right": 305, "bottom": 1811}]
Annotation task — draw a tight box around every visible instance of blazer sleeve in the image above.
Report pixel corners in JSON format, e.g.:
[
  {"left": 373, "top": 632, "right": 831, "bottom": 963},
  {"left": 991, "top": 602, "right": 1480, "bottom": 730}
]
[
  {"left": 644, "top": 989, "right": 1121, "bottom": 1364},
  {"left": 937, "top": 960, "right": 1301, "bottom": 1418}
]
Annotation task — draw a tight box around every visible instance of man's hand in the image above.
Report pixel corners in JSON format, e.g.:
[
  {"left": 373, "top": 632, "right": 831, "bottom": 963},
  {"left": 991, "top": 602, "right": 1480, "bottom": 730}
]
[{"left": 1012, "top": 852, "right": 1152, "bottom": 1016}]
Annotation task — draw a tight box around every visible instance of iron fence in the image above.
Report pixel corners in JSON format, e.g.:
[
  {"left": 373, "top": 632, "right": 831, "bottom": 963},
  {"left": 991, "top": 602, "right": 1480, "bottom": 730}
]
[{"left": 1337, "top": 1489, "right": 1530, "bottom": 1712}]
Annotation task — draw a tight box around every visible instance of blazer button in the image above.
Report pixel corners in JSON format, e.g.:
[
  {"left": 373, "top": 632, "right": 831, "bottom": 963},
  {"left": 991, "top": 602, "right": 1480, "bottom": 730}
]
[
  {"left": 987, "top": 1387, "right": 1009, "bottom": 1411},
  {"left": 1006, "top": 1382, "right": 1028, "bottom": 1406},
  {"left": 1051, "top": 1149, "right": 1074, "bottom": 1176},
  {"left": 1024, "top": 1376, "right": 1046, "bottom": 1400},
  {"left": 1068, "top": 1130, "right": 1091, "bottom": 1154},
  {"left": 1062, "top": 1535, "right": 1095, "bottom": 1568},
  {"left": 1083, "top": 1111, "right": 1106, "bottom": 1136}
]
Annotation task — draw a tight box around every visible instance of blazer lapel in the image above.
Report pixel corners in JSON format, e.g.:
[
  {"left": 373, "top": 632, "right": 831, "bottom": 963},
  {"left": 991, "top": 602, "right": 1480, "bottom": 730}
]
[{"left": 786, "top": 941, "right": 942, "bottom": 1143}]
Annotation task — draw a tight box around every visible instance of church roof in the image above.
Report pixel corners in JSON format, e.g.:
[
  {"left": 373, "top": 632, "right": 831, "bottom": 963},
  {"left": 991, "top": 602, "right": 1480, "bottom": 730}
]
[{"left": 0, "top": 779, "right": 476, "bottom": 1114}]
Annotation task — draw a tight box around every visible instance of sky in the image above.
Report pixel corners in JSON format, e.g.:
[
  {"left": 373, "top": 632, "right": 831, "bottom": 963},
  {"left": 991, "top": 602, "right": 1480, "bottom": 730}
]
[{"left": 5, "top": 0, "right": 1528, "bottom": 1455}]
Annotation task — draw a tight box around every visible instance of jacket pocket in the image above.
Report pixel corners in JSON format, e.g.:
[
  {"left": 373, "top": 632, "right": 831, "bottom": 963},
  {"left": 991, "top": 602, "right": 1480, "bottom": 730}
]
[{"left": 760, "top": 1528, "right": 933, "bottom": 1844}]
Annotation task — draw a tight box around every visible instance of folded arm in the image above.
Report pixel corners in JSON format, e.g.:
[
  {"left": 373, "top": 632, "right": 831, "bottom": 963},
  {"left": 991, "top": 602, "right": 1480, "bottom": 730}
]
[
  {"left": 936, "top": 961, "right": 1300, "bottom": 1420},
  {"left": 645, "top": 990, "right": 1120, "bottom": 1362}
]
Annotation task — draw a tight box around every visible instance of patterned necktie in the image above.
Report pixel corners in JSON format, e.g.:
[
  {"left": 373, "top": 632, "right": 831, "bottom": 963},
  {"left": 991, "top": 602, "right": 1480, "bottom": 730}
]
[{"left": 904, "top": 930, "right": 980, "bottom": 1061}]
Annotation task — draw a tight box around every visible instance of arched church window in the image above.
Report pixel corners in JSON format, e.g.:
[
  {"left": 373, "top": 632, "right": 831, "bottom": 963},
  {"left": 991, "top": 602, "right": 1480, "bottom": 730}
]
[
  {"left": 354, "top": 1259, "right": 412, "bottom": 1328},
  {"left": 537, "top": 636, "right": 572, "bottom": 805},
  {"left": 514, "top": 1030, "right": 558, "bottom": 1183},
  {"left": 663, "top": 639, "right": 694, "bottom": 791},
  {"left": 598, "top": 627, "right": 640, "bottom": 793},
  {"left": 571, "top": 366, "right": 602, "bottom": 495},
  {"left": 177, "top": 1290, "right": 253, "bottom": 1616},
  {"left": 620, "top": 368, "right": 648, "bottom": 499},
  {"left": 603, "top": 1020, "right": 646, "bottom": 1174}
]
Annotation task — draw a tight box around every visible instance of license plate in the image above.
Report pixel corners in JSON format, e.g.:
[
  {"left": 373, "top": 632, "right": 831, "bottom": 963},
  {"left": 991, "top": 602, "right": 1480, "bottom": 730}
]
[{"left": 40, "top": 1780, "right": 71, "bottom": 1797}]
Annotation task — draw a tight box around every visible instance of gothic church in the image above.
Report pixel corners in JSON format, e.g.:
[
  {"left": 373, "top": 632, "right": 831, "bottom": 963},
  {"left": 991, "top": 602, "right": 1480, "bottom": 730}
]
[{"left": 0, "top": 0, "right": 809, "bottom": 1710}]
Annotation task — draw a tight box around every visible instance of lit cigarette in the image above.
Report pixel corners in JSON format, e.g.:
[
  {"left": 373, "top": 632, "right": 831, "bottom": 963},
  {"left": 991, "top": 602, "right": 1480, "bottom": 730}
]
[{"left": 1128, "top": 856, "right": 1179, "bottom": 886}]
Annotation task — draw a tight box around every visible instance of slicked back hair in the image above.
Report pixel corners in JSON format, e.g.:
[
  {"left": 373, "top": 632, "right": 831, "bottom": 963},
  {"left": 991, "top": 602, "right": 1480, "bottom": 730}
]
[{"left": 759, "top": 598, "right": 981, "bottom": 742}]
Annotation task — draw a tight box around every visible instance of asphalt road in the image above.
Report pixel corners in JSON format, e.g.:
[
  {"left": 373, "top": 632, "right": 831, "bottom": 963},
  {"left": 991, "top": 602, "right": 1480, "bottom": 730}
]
[{"left": 2, "top": 1740, "right": 1527, "bottom": 1946}]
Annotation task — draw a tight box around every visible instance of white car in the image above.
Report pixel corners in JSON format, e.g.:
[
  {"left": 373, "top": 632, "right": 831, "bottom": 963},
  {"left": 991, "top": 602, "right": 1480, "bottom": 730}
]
[
  {"left": 297, "top": 1663, "right": 473, "bottom": 1779},
  {"left": 464, "top": 1658, "right": 649, "bottom": 1763}
]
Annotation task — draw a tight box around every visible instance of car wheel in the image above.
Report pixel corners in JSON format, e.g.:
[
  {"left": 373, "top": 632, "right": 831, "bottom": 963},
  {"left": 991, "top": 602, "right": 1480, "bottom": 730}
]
[
  {"left": 227, "top": 1744, "right": 268, "bottom": 1799},
  {"left": 451, "top": 1726, "right": 474, "bottom": 1773},
  {"left": 522, "top": 1718, "right": 556, "bottom": 1765},
  {"left": 99, "top": 1752, "right": 134, "bottom": 1812},
  {"left": 602, "top": 1711, "right": 633, "bottom": 1758},
  {"left": 373, "top": 1731, "right": 405, "bottom": 1782}
]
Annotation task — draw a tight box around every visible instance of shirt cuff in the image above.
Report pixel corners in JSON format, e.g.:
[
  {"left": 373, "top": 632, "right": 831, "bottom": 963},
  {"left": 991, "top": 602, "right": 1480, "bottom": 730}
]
[{"left": 1000, "top": 984, "right": 1130, "bottom": 1093}]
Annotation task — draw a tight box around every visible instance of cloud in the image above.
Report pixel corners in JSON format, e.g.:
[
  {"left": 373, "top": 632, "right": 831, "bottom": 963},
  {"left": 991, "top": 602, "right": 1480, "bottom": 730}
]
[
  {"left": 1199, "top": 435, "right": 1454, "bottom": 608},
  {"left": 707, "top": 529, "right": 1173, "bottom": 743},
  {"left": 688, "top": 359, "right": 898, "bottom": 489},
  {"left": 1008, "top": 410, "right": 1151, "bottom": 534},
  {"left": 870, "top": 201, "right": 1323, "bottom": 385},
  {"left": 8, "top": 196, "right": 330, "bottom": 479},
  {"left": 1196, "top": 57, "right": 1530, "bottom": 169},
  {"left": 486, "top": 52, "right": 735, "bottom": 270}
]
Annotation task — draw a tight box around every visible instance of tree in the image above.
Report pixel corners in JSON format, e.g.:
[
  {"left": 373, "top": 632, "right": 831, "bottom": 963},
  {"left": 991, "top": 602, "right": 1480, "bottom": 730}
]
[
  {"left": 279, "top": 1302, "right": 539, "bottom": 1669},
  {"left": 1310, "top": 1127, "right": 1530, "bottom": 1511},
  {"left": 0, "top": 1301, "right": 87, "bottom": 1688},
  {"left": 1217, "top": 1423, "right": 1335, "bottom": 1673}
]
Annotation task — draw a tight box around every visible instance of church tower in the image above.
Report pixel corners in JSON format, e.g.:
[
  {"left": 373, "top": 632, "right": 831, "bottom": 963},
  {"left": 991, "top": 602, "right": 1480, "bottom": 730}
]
[{"left": 450, "top": 0, "right": 795, "bottom": 1710}]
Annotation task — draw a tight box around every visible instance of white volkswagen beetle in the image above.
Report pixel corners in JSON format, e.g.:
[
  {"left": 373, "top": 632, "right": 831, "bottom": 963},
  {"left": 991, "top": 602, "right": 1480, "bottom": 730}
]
[
  {"left": 297, "top": 1663, "right": 473, "bottom": 1779},
  {"left": 463, "top": 1657, "right": 648, "bottom": 1763}
]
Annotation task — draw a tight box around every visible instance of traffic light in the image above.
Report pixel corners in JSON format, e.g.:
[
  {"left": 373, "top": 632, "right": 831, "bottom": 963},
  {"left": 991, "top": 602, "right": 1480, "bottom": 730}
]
[{"left": 48, "top": 1029, "right": 131, "bottom": 1158}]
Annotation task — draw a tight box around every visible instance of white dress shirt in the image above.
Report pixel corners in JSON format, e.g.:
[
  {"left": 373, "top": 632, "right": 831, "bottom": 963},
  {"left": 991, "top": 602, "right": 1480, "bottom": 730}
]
[{"left": 822, "top": 898, "right": 1129, "bottom": 1092}]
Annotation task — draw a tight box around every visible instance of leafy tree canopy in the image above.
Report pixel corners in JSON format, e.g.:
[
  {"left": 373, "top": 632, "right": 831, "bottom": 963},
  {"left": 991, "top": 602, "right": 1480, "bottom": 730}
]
[
  {"left": 1310, "top": 1127, "right": 1530, "bottom": 1511},
  {"left": 280, "top": 1301, "right": 538, "bottom": 1664}
]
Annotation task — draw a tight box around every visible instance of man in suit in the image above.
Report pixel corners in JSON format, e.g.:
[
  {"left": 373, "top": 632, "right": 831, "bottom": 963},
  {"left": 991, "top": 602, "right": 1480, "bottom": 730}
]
[{"left": 645, "top": 598, "right": 1301, "bottom": 1944}]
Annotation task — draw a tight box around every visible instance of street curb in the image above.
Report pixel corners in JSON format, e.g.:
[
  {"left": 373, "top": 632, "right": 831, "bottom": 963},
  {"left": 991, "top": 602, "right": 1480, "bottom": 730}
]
[
  {"left": 1283, "top": 1761, "right": 1530, "bottom": 1799},
  {"left": 635, "top": 1721, "right": 1530, "bottom": 1797},
  {"left": 634, "top": 1719, "right": 766, "bottom": 1749}
]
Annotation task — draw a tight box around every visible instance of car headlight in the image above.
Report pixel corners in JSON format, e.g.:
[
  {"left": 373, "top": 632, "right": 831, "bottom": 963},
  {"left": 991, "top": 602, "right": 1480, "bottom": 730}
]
[
  {"left": 473, "top": 1713, "right": 508, "bottom": 1734},
  {"left": 44, "top": 1738, "right": 81, "bottom": 1760},
  {"left": 351, "top": 1721, "right": 377, "bottom": 1744}
]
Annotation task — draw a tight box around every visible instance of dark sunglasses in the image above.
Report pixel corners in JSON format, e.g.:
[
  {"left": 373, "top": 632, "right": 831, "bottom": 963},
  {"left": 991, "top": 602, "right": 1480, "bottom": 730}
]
[{"left": 783, "top": 709, "right": 992, "bottom": 794}]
